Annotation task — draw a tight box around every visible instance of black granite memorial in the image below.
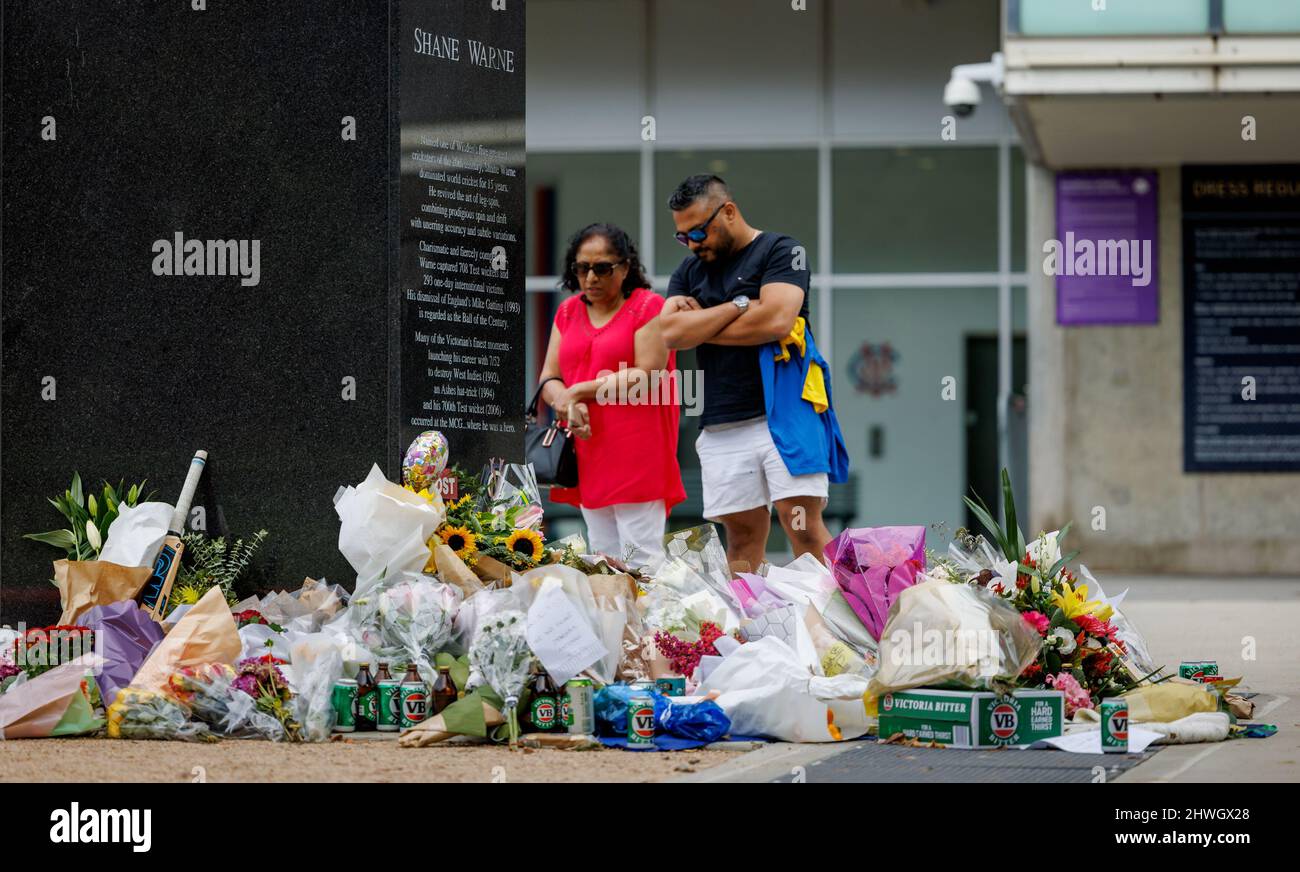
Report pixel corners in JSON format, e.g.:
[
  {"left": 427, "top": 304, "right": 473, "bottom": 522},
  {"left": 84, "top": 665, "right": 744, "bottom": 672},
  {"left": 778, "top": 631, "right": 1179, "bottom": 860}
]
[{"left": 0, "top": 0, "right": 526, "bottom": 623}]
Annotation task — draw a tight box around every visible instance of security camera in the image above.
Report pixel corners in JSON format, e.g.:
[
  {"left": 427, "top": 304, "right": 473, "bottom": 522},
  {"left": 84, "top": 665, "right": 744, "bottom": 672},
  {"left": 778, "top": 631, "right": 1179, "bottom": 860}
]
[
  {"left": 943, "top": 76, "right": 981, "bottom": 118},
  {"left": 943, "top": 53, "right": 1004, "bottom": 119}
]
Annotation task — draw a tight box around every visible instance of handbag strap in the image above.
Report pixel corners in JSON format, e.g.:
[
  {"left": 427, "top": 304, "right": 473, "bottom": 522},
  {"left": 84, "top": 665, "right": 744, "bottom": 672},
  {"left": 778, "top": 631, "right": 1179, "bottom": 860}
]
[{"left": 527, "top": 376, "right": 566, "bottom": 419}]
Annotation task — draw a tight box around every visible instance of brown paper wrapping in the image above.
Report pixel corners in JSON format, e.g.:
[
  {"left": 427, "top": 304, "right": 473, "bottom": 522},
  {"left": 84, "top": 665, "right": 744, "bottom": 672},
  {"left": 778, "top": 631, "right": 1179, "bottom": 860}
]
[
  {"left": 54, "top": 559, "right": 153, "bottom": 626},
  {"left": 431, "top": 544, "right": 486, "bottom": 599},
  {"left": 397, "top": 699, "right": 503, "bottom": 747},
  {"left": 0, "top": 654, "right": 103, "bottom": 739},
  {"left": 588, "top": 574, "right": 648, "bottom": 681},
  {"left": 129, "top": 587, "right": 241, "bottom": 693},
  {"left": 470, "top": 555, "right": 514, "bottom": 587}
]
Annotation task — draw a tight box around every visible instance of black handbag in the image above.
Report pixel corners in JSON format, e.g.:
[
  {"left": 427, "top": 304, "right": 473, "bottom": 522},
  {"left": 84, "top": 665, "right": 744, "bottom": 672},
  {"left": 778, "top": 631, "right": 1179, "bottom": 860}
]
[{"left": 524, "top": 377, "right": 579, "bottom": 488}]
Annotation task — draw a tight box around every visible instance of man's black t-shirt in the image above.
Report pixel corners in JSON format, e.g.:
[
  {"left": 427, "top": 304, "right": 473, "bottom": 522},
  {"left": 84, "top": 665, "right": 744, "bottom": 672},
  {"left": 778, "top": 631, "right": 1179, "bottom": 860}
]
[{"left": 667, "top": 233, "right": 811, "bottom": 428}]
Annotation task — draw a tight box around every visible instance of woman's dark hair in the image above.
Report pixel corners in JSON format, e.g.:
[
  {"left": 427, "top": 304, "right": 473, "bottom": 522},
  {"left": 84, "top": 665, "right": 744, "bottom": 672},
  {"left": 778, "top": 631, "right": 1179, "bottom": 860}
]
[{"left": 559, "top": 223, "right": 651, "bottom": 302}]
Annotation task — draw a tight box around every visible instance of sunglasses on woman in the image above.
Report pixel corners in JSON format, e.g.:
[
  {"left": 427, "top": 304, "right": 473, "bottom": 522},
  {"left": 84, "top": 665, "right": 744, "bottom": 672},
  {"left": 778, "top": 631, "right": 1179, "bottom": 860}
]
[
  {"left": 575, "top": 259, "right": 627, "bottom": 278},
  {"left": 674, "top": 201, "right": 728, "bottom": 246}
]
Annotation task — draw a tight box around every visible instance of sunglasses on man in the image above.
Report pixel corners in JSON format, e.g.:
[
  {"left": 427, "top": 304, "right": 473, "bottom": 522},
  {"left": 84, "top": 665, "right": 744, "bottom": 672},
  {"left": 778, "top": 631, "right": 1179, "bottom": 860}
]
[
  {"left": 574, "top": 259, "right": 627, "bottom": 278},
  {"left": 674, "top": 201, "right": 728, "bottom": 246}
]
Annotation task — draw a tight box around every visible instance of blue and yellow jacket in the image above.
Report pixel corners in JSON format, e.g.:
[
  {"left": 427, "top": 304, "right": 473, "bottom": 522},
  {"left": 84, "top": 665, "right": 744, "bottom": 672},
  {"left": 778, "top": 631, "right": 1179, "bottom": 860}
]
[{"left": 760, "top": 317, "right": 850, "bottom": 482}]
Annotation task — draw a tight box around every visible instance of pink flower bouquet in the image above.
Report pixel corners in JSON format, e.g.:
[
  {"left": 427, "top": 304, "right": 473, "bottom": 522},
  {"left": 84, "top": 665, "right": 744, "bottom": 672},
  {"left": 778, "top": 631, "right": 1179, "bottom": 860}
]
[{"left": 824, "top": 526, "right": 925, "bottom": 640}]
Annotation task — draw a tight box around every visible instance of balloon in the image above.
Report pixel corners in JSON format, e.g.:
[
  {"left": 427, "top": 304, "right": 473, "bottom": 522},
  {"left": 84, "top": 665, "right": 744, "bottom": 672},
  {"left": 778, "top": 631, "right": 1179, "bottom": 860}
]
[{"left": 402, "top": 430, "right": 449, "bottom": 491}]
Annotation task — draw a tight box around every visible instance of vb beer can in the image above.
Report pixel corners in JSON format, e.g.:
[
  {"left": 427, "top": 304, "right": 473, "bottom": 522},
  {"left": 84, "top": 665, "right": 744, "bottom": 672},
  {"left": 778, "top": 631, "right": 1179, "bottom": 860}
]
[
  {"left": 400, "top": 680, "right": 428, "bottom": 729},
  {"left": 1100, "top": 697, "right": 1128, "bottom": 753},
  {"left": 627, "top": 693, "right": 656, "bottom": 750},
  {"left": 331, "top": 679, "right": 357, "bottom": 733},
  {"left": 1179, "top": 660, "right": 1219, "bottom": 682},
  {"left": 377, "top": 679, "right": 401, "bottom": 732},
  {"left": 564, "top": 678, "right": 595, "bottom": 735}
]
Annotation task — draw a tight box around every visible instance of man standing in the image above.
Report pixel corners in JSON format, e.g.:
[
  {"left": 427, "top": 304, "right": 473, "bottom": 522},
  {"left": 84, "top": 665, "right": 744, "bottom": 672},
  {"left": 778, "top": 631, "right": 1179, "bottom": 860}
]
[{"left": 659, "top": 174, "right": 846, "bottom": 571}]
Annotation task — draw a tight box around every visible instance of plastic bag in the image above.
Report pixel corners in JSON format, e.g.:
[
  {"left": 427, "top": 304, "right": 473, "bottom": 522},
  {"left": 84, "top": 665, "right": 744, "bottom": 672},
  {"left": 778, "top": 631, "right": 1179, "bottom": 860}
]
[
  {"left": 593, "top": 683, "right": 670, "bottom": 737},
  {"left": 868, "top": 580, "right": 1042, "bottom": 698},
  {"left": 288, "top": 633, "right": 345, "bottom": 742},
  {"left": 106, "top": 688, "right": 212, "bottom": 741},
  {"left": 660, "top": 698, "right": 731, "bottom": 742},
  {"left": 658, "top": 525, "right": 745, "bottom": 621},
  {"left": 479, "top": 460, "right": 543, "bottom": 525},
  {"left": 697, "top": 637, "right": 870, "bottom": 742}
]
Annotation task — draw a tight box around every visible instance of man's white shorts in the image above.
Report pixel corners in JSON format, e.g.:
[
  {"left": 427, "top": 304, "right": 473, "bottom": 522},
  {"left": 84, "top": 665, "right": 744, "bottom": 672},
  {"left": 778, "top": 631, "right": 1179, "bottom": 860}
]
[{"left": 695, "top": 416, "right": 828, "bottom": 520}]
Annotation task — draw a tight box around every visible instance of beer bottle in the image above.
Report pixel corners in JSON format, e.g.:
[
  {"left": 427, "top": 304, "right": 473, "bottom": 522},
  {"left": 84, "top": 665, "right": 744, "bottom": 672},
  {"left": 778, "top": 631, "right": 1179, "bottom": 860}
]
[
  {"left": 525, "top": 662, "right": 561, "bottom": 732},
  {"left": 375, "top": 662, "right": 399, "bottom": 732},
  {"left": 399, "top": 663, "right": 428, "bottom": 729},
  {"left": 431, "top": 666, "right": 458, "bottom": 715},
  {"left": 355, "top": 662, "right": 377, "bottom": 732}
]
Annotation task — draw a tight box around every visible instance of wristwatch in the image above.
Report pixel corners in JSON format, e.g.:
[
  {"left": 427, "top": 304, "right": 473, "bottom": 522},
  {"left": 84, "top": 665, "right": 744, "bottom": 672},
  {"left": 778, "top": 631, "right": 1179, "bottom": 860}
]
[{"left": 732, "top": 295, "right": 750, "bottom": 312}]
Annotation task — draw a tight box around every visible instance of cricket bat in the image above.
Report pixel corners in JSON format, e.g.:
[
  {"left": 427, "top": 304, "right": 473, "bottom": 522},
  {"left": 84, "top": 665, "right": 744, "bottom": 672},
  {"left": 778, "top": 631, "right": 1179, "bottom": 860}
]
[{"left": 138, "top": 449, "right": 208, "bottom": 622}]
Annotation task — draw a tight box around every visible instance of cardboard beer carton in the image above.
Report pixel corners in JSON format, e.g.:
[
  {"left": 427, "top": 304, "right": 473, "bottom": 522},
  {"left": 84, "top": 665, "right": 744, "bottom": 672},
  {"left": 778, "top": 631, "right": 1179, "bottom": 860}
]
[{"left": 878, "top": 687, "right": 1065, "bottom": 748}]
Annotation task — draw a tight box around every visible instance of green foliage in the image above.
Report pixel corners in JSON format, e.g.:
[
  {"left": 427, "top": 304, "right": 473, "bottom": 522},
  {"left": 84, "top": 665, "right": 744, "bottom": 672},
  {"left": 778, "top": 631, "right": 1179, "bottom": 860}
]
[
  {"left": 176, "top": 529, "right": 269, "bottom": 605},
  {"left": 25, "top": 474, "right": 152, "bottom": 563},
  {"left": 963, "top": 467, "right": 1026, "bottom": 564}
]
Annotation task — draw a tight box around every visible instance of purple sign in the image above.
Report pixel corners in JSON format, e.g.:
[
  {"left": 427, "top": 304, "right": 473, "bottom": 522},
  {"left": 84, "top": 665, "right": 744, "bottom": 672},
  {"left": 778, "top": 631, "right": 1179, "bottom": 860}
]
[{"left": 1054, "top": 171, "right": 1159, "bottom": 325}]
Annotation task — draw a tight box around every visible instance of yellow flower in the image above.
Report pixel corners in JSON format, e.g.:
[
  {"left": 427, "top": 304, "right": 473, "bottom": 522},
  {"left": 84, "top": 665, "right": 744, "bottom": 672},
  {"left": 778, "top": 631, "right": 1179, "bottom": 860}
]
[
  {"left": 172, "top": 583, "right": 203, "bottom": 606},
  {"left": 1050, "top": 581, "right": 1113, "bottom": 621},
  {"left": 504, "top": 528, "right": 545, "bottom": 565},
  {"left": 438, "top": 525, "right": 479, "bottom": 561},
  {"left": 403, "top": 484, "right": 435, "bottom": 502}
]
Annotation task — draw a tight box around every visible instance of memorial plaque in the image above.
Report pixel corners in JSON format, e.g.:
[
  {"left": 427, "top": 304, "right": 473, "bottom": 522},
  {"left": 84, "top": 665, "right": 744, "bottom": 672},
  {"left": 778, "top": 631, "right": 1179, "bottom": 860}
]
[
  {"left": 1182, "top": 165, "right": 1300, "bottom": 472},
  {"left": 396, "top": 0, "right": 526, "bottom": 468},
  {"left": 0, "top": 1, "right": 526, "bottom": 624}
]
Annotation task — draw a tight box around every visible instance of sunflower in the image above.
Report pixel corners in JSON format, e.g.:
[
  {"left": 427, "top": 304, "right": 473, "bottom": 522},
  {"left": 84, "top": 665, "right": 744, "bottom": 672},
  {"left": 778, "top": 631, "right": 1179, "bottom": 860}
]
[
  {"left": 438, "top": 525, "right": 479, "bottom": 561},
  {"left": 504, "top": 528, "right": 545, "bottom": 566}
]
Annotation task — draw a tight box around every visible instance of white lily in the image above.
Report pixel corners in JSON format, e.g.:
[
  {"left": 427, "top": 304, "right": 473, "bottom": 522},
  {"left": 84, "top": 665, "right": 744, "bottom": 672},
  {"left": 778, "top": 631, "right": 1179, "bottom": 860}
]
[
  {"left": 1049, "top": 626, "right": 1076, "bottom": 654},
  {"left": 85, "top": 519, "right": 103, "bottom": 552}
]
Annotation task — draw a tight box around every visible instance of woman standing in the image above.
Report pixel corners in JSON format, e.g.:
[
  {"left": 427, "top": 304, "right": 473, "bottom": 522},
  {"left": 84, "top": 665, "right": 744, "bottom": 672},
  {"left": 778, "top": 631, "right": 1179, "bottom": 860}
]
[{"left": 538, "top": 223, "right": 684, "bottom": 572}]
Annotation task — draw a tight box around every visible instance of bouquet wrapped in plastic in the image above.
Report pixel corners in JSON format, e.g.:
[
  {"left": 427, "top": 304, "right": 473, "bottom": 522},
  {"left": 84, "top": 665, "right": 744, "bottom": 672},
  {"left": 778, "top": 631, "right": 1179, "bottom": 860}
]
[
  {"left": 867, "top": 580, "right": 1042, "bottom": 699},
  {"left": 466, "top": 607, "right": 532, "bottom": 747},
  {"left": 106, "top": 688, "right": 212, "bottom": 742},
  {"left": 825, "top": 526, "right": 926, "bottom": 641},
  {"left": 344, "top": 575, "right": 461, "bottom": 676},
  {"left": 164, "top": 662, "right": 290, "bottom": 741},
  {"left": 645, "top": 525, "right": 743, "bottom": 634},
  {"left": 478, "top": 459, "right": 543, "bottom": 528}
]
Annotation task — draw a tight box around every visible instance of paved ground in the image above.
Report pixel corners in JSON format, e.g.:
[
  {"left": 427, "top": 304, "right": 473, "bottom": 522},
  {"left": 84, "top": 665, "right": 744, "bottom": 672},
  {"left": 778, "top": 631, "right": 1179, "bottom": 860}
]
[{"left": 0, "top": 736, "right": 739, "bottom": 783}]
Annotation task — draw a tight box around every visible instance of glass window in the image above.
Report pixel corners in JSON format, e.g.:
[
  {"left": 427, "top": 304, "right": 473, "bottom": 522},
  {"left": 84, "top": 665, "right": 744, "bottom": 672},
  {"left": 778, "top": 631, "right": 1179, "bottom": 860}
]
[
  {"left": 829, "top": 285, "right": 1026, "bottom": 540},
  {"left": 1225, "top": 0, "right": 1300, "bottom": 33},
  {"left": 1017, "top": 0, "right": 1209, "bottom": 36},
  {"left": 1011, "top": 146, "right": 1027, "bottom": 274},
  {"left": 833, "top": 147, "right": 998, "bottom": 273},
  {"left": 655, "top": 150, "right": 819, "bottom": 277},
  {"left": 526, "top": 152, "right": 640, "bottom": 277}
]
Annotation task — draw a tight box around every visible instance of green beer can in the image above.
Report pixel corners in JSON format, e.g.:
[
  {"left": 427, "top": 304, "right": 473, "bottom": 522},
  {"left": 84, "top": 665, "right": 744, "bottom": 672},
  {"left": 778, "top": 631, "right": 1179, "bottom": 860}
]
[
  {"left": 563, "top": 678, "right": 595, "bottom": 734},
  {"left": 627, "top": 693, "right": 656, "bottom": 750},
  {"left": 331, "top": 679, "right": 357, "bottom": 733},
  {"left": 377, "top": 679, "right": 401, "bottom": 732},
  {"left": 1100, "top": 697, "right": 1128, "bottom": 753},
  {"left": 1178, "top": 660, "right": 1219, "bottom": 682}
]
